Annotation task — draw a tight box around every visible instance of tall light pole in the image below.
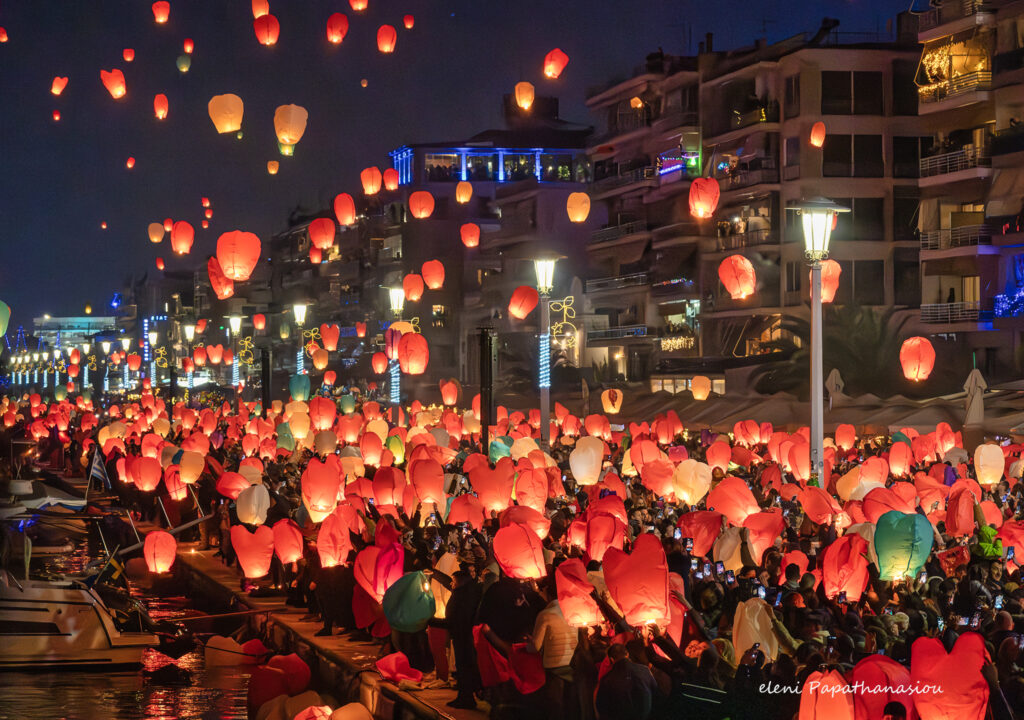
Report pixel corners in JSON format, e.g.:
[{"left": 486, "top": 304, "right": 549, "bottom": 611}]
[
  {"left": 147, "top": 330, "right": 158, "bottom": 386},
  {"left": 82, "top": 342, "right": 91, "bottom": 388},
  {"left": 293, "top": 302, "right": 308, "bottom": 374},
  {"left": 388, "top": 287, "right": 405, "bottom": 419},
  {"left": 100, "top": 341, "right": 111, "bottom": 394},
  {"left": 534, "top": 255, "right": 558, "bottom": 450},
  {"left": 183, "top": 323, "right": 196, "bottom": 398},
  {"left": 790, "top": 198, "right": 848, "bottom": 487},
  {"left": 120, "top": 336, "right": 131, "bottom": 392},
  {"left": 228, "top": 315, "right": 242, "bottom": 389}
]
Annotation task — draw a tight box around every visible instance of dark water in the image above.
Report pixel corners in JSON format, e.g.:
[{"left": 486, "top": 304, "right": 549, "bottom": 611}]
[{"left": 0, "top": 539, "right": 251, "bottom": 720}]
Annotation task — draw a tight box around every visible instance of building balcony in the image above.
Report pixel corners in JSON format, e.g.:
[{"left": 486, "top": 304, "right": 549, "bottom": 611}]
[
  {"left": 652, "top": 109, "right": 699, "bottom": 134},
  {"left": 585, "top": 273, "right": 649, "bottom": 294},
  {"left": 713, "top": 228, "right": 777, "bottom": 251},
  {"left": 589, "top": 113, "right": 651, "bottom": 147},
  {"left": 918, "top": 71, "right": 992, "bottom": 109},
  {"left": 590, "top": 220, "right": 648, "bottom": 245},
  {"left": 590, "top": 166, "right": 658, "bottom": 197},
  {"left": 586, "top": 324, "right": 651, "bottom": 342},
  {"left": 918, "top": 146, "right": 991, "bottom": 186},
  {"left": 651, "top": 277, "right": 698, "bottom": 297},
  {"left": 716, "top": 166, "right": 780, "bottom": 193},
  {"left": 920, "top": 301, "right": 980, "bottom": 323},
  {"left": 706, "top": 104, "right": 779, "bottom": 140},
  {"left": 918, "top": 0, "right": 994, "bottom": 39},
  {"left": 919, "top": 224, "right": 992, "bottom": 250},
  {"left": 992, "top": 127, "right": 1024, "bottom": 157}
]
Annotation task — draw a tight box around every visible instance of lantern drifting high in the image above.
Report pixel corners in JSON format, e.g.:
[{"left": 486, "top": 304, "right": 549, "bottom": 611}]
[
  {"left": 308, "top": 218, "right": 336, "bottom": 250},
  {"left": 691, "top": 375, "right": 711, "bottom": 401},
  {"left": 455, "top": 181, "right": 473, "bottom": 204},
  {"left": 422, "top": 260, "right": 444, "bottom": 290},
  {"left": 718, "top": 255, "right": 756, "bottom": 300},
  {"left": 208, "top": 94, "right": 244, "bottom": 134},
  {"left": 688, "top": 178, "right": 720, "bottom": 219},
  {"left": 144, "top": 530, "right": 177, "bottom": 573},
  {"left": 566, "top": 193, "right": 590, "bottom": 223},
  {"left": 267, "top": 161, "right": 279, "bottom": 175},
  {"left": 148, "top": 223, "right": 165, "bottom": 243},
  {"left": 350, "top": 0, "right": 367, "bottom": 10},
  {"left": 100, "top": 69, "right": 126, "bottom": 99},
  {"left": 817, "top": 259, "right": 842, "bottom": 303},
  {"left": 508, "top": 286, "right": 539, "bottom": 319},
  {"left": 152, "top": 2, "right": 170, "bottom": 24},
  {"left": 403, "top": 14, "right": 415, "bottom": 29},
  {"left": 154, "top": 94, "right": 168, "bottom": 120},
  {"left": 253, "top": 14, "right": 280, "bottom": 46},
  {"left": 543, "top": 48, "right": 570, "bottom": 78},
  {"left": 326, "top": 13, "right": 349, "bottom": 44},
  {"left": 514, "top": 82, "right": 535, "bottom": 111},
  {"left": 461, "top": 223, "right": 480, "bottom": 248},
  {"left": 334, "top": 193, "right": 356, "bottom": 225},
  {"left": 810, "top": 121, "right": 827, "bottom": 148},
  {"left": 383, "top": 168, "right": 399, "bottom": 191},
  {"left": 408, "top": 191, "right": 435, "bottom": 219},
  {"left": 900, "top": 337, "right": 935, "bottom": 381},
  {"left": 170, "top": 221, "right": 194, "bottom": 255},
  {"left": 51, "top": 77, "right": 68, "bottom": 96},
  {"left": 377, "top": 25, "right": 397, "bottom": 53},
  {"left": 361, "top": 167, "right": 382, "bottom": 195},
  {"left": 274, "top": 104, "right": 308, "bottom": 155}
]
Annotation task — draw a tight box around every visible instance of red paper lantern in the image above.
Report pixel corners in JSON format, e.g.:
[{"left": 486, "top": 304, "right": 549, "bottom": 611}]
[
  {"left": 126, "top": 157, "right": 136, "bottom": 169},
  {"left": 383, "top": 167, "right": 399, "bottom": 191},
  {"left": 818, "top": 259, "right": 841, "bottom": 303},
  {"left": 183, "top": 38, "right": 194, "bottom": 53},
  {"left": 821, "top": 533, "right": 870, "bottom": 601},
  {"left": 718, "top": 254, "right": 756, "bottom": 300},
  {"left": 170, "top": 220, "right": 194, "bottom": 254},
  {"left": 100, "top": 69, "right": 127, "bottom": 99},
  {"left": 603, "top": 534, "right": 669, "bottom": 625},
  {"left": 302, "top": 458, "right": 341, "bottom": 515},
  {"left": 216, "top": 471, "right": 250, "bottom": 500},
  {"left": 403, "top": 14, "right": 415, "bottom": 29},
  {"left": 308, "top": 218, "right": 335, "bottom": 250},
  {"left": 253, "top": 14, "right": 280, "bottom": 46},
  {"left": 556, "top": 558, "right": 600, "bottom": 627},
  {"left": 810, "top": 121, "right": 827, "bottom": 148},
  {"left": 421, "top": 260, "right": 444, "bottom": 289},
  {"left": 207, "top": 257, "right": 235, "bottom": 300},
  {"left": 706, "top": 476, "right": 760, "bottom": 526},
  {"left": 317, "top": 512, "right": 353, "bottom": 568},
  {"left": 403, "top": 274, "right": 425, "bottom": 303},
  {"left": 323, "top": 370, "right": 336, "bottom": 386},
  {"left": 252, "top": 0, "right": 269, "bottom": 17},
  {"left": 410, "top": 457, "right": 445, "bottom": 505},
  {"left": 216, "top": 230, "right": 261, "bottom": 281},
  {"left": 273, "top": 518, "right": 304, "bottom": 563},
  {"left": 127, "top": 353, "right": 142, "bottom": 372},
  {"left": 688, "top": 177, "right": 720, "bottom": 219},
  {"left": 372, "top": 352, "right": 388, "bottom": 374},
  {"left": 493, "top": 524, "right": 546, "bottom": 579},
  {"left": 326, "top": 13, "right": 349, "bottom": 44},
  {"left": 910, "top": 633, "right": 989, "bottom": 720},
  {"left": 398, "top": 333, "right": 429, "bottom": 375},
  {"left": 152, "top": 2, "right": 170, "bottom": 24},
  {"left": 900, "top": 337, "right": 935, "bottom": 381},
  {"left": 122, "top": 48, "right": 134, "bottom": 62},
  {"left": 461, "top": 222, "right": 480, "bottom": 248},
  {"left": 355, "top": 321, "right": 367, "bottom": 338},
  {"left": 376, "top": 25, "right": 397, "bottom": 53},
  {"left": 154, "top": 93, "right": 168, "bottom": 119},
  {"left": 309, "top": 247, "right": 322, "bottom": 264},
  {"left": 253, "top": 313, "right": 266, "bottom": 331},
  {"left": 349, "top": 0, "right": 367, "bottom": 10},
  {"left": 334, "top": 193, "right": 356, "bottom": 225},
  {"left": 408, "top": 191, "right": 434, "bottom": 219},
  {"left": 51, "top": 76, "right": 68, "bottom": 95},
  {"left": 144, "top": 530, "right": 177, "bottom": 573},
  {"left": 360, "top": 167, "right": 382, "bottom": 195},
  {"left": 508, "top": 286, "right": 539, "bottom": 319},
  {"left": 543, "top": 48, "right": 570, "bottom": 79},
  {"left": 308, "top": 397, "right": 337, "bottom": 432},
  {"left": 799, "top": 669, "right": 854, "bottom": 720},
  {"left": 231, "top": 525, "right": 275, "bottom": 578},
  {"left": 439, "top": 379, "right": 458, "bottom": 406}
]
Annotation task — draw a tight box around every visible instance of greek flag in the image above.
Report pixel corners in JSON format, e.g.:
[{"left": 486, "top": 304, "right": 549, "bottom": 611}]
[{"left": 89, "top": 448, "right": 111, "bottom": 490}]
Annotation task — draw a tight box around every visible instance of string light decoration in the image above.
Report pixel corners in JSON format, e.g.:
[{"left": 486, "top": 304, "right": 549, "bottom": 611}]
[{"left": 549, "top": 296, "right": 577, "bottom": 348}]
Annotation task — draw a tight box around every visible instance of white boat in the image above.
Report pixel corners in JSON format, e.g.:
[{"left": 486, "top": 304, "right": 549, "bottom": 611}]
[{"left": 0, "top": 571, "right": 157, "bottom": 669}]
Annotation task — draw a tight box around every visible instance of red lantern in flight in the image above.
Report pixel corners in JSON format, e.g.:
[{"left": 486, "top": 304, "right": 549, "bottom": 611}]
[
  {"left": 152, "top": 2, "right": 170, "bottom": 24},
  {"left": 51, "top": 76, "right": 68, "bottom": 95},
  {"left": 372, "top": 352, "right": 388, "bottom": 374},
  {"left": 688, "top": 177, "right": 720, "bottom": 219},
  {"left": 461, "top": 223, "right": 480, "bottom": 248},
  {"left": 334, "top": 193, "right": 356, "bottom": 225},
  {"left": 421, "top": 260, "right": 444, "bottom": 289},
  {"left": 403, "top": 15, "right": 415, "bottom": 29},
  {"left": 810, "top": 121, "right": 827, "bottom": 148},
  {"left": 144, "top": 530, "right": 177, "bottom": 573},
  {"left": 403, "top": 274, "right": 424, "bottom": 303},
  {"left": 253, "top": 14, "right": 280, "bottom": 46},
  {"left": 900, "top": 337, "right": 935, "bottom": 381},
  {"left": 818, "top": 258, "right": 841, "bottom": 303},
  {"left": 183, "top": 38, "right": 194, "bottom": 54},
  {"left": 509, "top": 286, "right": 539, "bottom": 319},
  {"left": 207, "top": 257, "right": 235, "bottom": 300},
  {"left": 154, "top": 93, "right": 168, "bottom": 119},
  {"left": 308, "top": 218, "right": 335, "bottom": 250},
  {"left": 383, "top": 168, "right": 399, "bottom": 191},
  {"left": 355, "top": 322, "right": 367, "bottom": 338},
  {"left": 408, "top": 191, "right": 434, "bottom": 219},
  {"left": 216, "top": 230, "right": 261, "bottom": 281},
  {"left": 350, "top": 0, "right": 367, "bottom": 10},
  {"left": 253, "top": 313, "right": 266, "bottom": 331},
  {"left": 543, "top": 48, "right": 569, "bottom": 79},
  {"left": 398, "top": 333, "right": 429, "bottom": 375},
  {"left": 156, "top": 257, "right": 165, "bottom": 270},
  {"left": 377, "top": 25, "right": 397, "bottom": 53},
  {"left": 122, "top": 48, "right": 134, "bottom": 62},
  {"left": 326, "top": 13, "right": 348, "bottom": 44},
  {"left": 718, "top": 254, "right": 756, "bottom": 300},
  {"left": 361, "top": 167, "right": 382, "bottom": 195},
  {"left": 100, "top": 69, "right": 126, "bottom": 99},
  {"left": 170, "top": 221, "right": 194, "bottom": 255}
]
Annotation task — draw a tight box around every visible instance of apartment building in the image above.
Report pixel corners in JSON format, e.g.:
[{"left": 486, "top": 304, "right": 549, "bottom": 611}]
[{"left": 581, "top": 17, "right": 923, "bottom": 393}]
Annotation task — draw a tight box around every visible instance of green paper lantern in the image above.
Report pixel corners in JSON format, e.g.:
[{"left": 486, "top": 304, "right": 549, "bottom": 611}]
[
  {"left": 489, "top": 437, "right": 512, "bottom": 463},
  {"left": 340, "top": 394, "right": 356, "bottom": 415},
  {"left": 277, "top": 423, "right": 295, "bottom": 452},
  {"left": 382, "top": 571, "right": 435, "bottom": 633},
  {"left": 53, "top": 385, "right": 67, "bottom": 401},
  {"left": 176, "top": 54, "right": 191, "bottom": 73},
  {"left": 289, "top": 374, "right": 311, "bottom": 401},
  {"left": 0, "top": 300, "right": 10, "bottom": 337},
  {"left": 874, "top": 510, "right": 933, "bottom": 581}
]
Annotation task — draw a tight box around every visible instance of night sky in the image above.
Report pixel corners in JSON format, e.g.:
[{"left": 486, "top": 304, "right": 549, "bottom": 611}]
[{"left": 0, "top": 0, "right": 909, "bottom": 329}]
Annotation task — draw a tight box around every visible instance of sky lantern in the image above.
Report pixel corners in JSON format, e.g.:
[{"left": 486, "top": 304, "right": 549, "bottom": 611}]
[
  {"left": 253, "top": 14, "right": 280, "bottom": 46},
  {"left": 164, "top": 218, "right": 174, "bottom": 232},
  {"left": 320, "top": 324, "right": 340, "bottom": 351},
  {"left": 603, "top": 535, "right": 669, "bottom": 625},
  {"left": 122, "top": 48, "right": 134, "bottom": 62},
  {"left": 377, "top": 25, "right": 397, "bottom": 53},
  {"left": 252, "top": 313, "right": 266, "bottom": 331},
  {"left": 372, "top": 352, "right": 388, "bottom": 374},
  {"left": 975, "top": 443, "right": 1004, "bottom": 487},
  {"left": 334, "top": 193, "right": 356, "bottom": 225},
  {"left": 403, "top": 274, "right": 424, "bottom": 302},
  {"left": 317, "top": 513, "right": 352, "bottom": 568},
  {"left": 818, "top": 259, "right": 841, "bottom": 303},
  {"left": 355, "top": 322, "right": 367, "bottom": 337},
  {"left": 383, "top": 168, "right": 399, "bottom": 191},
  {"left": 556, "top": 559, "right": 600, "bottom": 627},
  {"left": 51, "top": 77, "right": 68, "bottom": 96},
  {"left": 799, "top": 670, "right": 854, "bottom": 720},
  {"left": 822, "top": 533, "right": 870, "bottom": 600},
  {"left": 834, "top": 423, "right": 856, "bottom": 451},
  {"left": 543, "top": 48, "right": 569, "bottom": 78},
  {"left": 273, "top": 519, "right": 303, "bottom": 564},
  {"left": 127, "top": 353, "right": 142, "bottom": 372},
  {"left": 201, "top": 220, "right": 210, "bottom": 229},
  {"left": 408, "top": 191, "right": 435, "bottom": 219},
  {"left": 569, "top": 436, "right": 604, "bottom": 484},
  {"left": 182, "top": 37, "right": 194, "bottom": 54},
  {"left": 493, "top": 524, "right": 546, "bottom": 579},
  {"left": 403, "top": 14, "right": 415, "bottom": 29},
  {"left": 52, "top": 111, "right": 61, "bottom": 122},
  {"left": 274, "top": 104, "right": 308, "bottom": 155},
  {"left": 900, "top": 337, "right": 935, "bottom": 381},
  {"left": 208, "top": 94, "right": 244, "bottom": 134},
  {"left": 718, "top": 255, "right": 756, "bottom": 300},
  {"left": 910, "top": 633, "right": 989, "bottom": 720},
  {"left": 176, "top": 55, "right": 191, "bottom": 73},
  {"left": 601, "top": 388, "right": 623, "bottom": 414},
  {"left": 689, "top": 177, "right": 720, "bottom": 219},
  {"left": 350, "top": 0, "right": 367, "bottom": 10},
  {"left": 217, "top": 231, "right": 261, "bottom": 281},
  {"left": 461, "top": 222, "right": 480, "bottom": 248},
  {"left": 231, "top": 525, "right": 275, "bottom": 578},
  {"left": 440, "top": 379, "right": 459, "bottom": 406},
  {"left": 170, "top": 221, "right": 194, "bottom": 254},
  {"left": 144, "top": 530, "right": 177, "bottom": 573},
  {"left": 690, "top": 375, "right": 711, "bottom": 400},
  {"left": 152, "top": 2, "right": 170, "bottom": 24},
  {"left": 398, "top": 333, "right": 429, "bottom": 375},
  {"left": 455, "top": 181, "right": 473, "bottom": 204},
  {"left": 154, "top": 93, "right": 168, "bottom": 119},
  {"left": 126, "top": 157, "right": 136, "bottom": 169},
  {"left": 100, "top": 69, "right": 126, "bottom": 99},
  {"left": 312, "top": 348, "right": 328, "bottom": 370},
  {"left": 810, "top": 121, "right": 827, "bottom": 148},
  {"left": 515, "top": 81, "right": 535, "bottom": 110},
  {"left": 308, "top": 217, "right": 335, "bottom": 250},
  {"left": 326, "top": 13, "right": 349, "bottom": 44},
  {"left": 267, "top": 161, "right": 279, "bottom": 175},
  {"left": 252, "top": 0, "right": 269, "bottom": 18},
  {"left": 421, "top": 260, "right": 444, "bottom": 290},
  {"left": 156, "top": 257, "right": 165, "bottom": 270},
  {"left": 207, "top": 257, "right": 235, "bottom": 299},
  {"left": 874, "top": 511, "right": 933, "bottom": 580},
  {"left": 566, "top": 192, "right": 590, "bottom": 222},
  {"left": 361, "top": 167, "right": 382, "bottom": 195},
  {"left": 508, "top": 286, "right": 539, "bottom": 319}
]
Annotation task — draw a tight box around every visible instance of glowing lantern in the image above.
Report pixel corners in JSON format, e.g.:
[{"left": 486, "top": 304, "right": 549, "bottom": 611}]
[
  {"left": 603, "top": 535, "right": 669, "bottom": 625},
  {"left": 900, "top": 337, "right": 935, "bottom": 382},
  {"left": 601, "top": 388, "right": 623, "bottom": 414},
  {"left": 372, "top": 352, "right": 388, "bottom": 374},
  {"left": 514, "top": 82, "right": 535, "bottom": 110},
  {"left": 100, "top": 69, "right": 126, "bottom": 99},
  {"left": 508, "top": 286, "right": 539, "bottom": 320},
  {"left": 312, "top": 349, "right": 329, "bottom": 370},
  {"left": 183, "top": 38, "right": 194, "bottom": 54},
  {"left": 253, "top": 14, "right": 280, "bottom": 46},
  {"left": 51, "top": 77, "right": 68, "bottom": 96},
  {"left": 688, "top": 177, "right": 720, "bottom": 219},
  {"left": 493, "top": 524, "right": 546, "bottom": 579},
  {"left": 153, "top": 93, "right": 168, "bottom": 120},
  {"left": 569, "top": 435, "right": 604, "bottom": 485},
  {"left": 350, "top": 0, "right": 367, "bottom": 10},
  {"left": 252, "top": 0, "right": 269, "bottom": 17},
  {"left": 122, "top": 48, "right": 134, "bottom": 62},
  {"left": 308, "top": 218, "right": 335, "bottom": 251},
  {"left": 398, "top": 333, "right": 429, "bottom": 375},
  {"left": 164, "top": 218, "right": 173, "bottom": 232},
  {"left": 253, "top": 313, "right": 266, "bottom": 331},
  {"left": 266, "top": 160, "right": 279, "bottom": 175},
  {"left": 127, "top": 353, "right": 142, "bottom": 372},
  {"left": 461, "top": 223, "right": 480, "bottom": 248},
  {"left": 439, "top": 379, "right": 459, "bottom": 406},
  {"left": 910, "top": 633, "right": 989, "bottom": 720},
  {"left": 216, "top": 231, "right": 261, "bottom": 281},
  {"left": 718, "top": 254, "right": 756, "bottom": 300},
  {"left": 176, "top": 55, "right": 191, "bottom": 72},
  {"left": 361, "top": 167, "right": 382, "bottom": 195},
  {"left": 323, "top": 371, "right": 336, "bottom": 386},
  {"left": 403, "top": 274, "right": 424, "bottom": 303},
  {"left": 555, "top": 558, "right": 599, "bottom": 627},
  {"left": 144, "top": 530, "right": 177, "bottom": 573},
  {"left": 383, "top": 168, "right": 399, "bottom": 191},
  {"left": 566, "top": 192, "right": 590, "bottom": 222},
  {"left": 408, "top": 191, "right": 434, "bottom": 219},
  {"left": 274, "top": 104, "right": 308, "bottom": 155},
  {"left": 52, "top": 111, "right": 61, "bottom": 122},
  {"left": 237, "top": 484, "right": 270, "bottom": 526},
  {"left": 355, "top": 322, "right": 367, "bottom": 338},
  {"left": 231, "top": 525, "right": 274, "bottom": 578},
  {"left": 403, "top": 14, "right": 414, "bottom": 29},
  {"left": 146, "top": 223, "right": 165, "bottom": 245},
  {"left": 707, "top": 476, "right": 759, "bottom": 526},
  {"left": 333, "top": 193, "right": 356, "bottom": 226},
  {"left": 691, "top": 375, "right": 711, "bottom": 400},
  {"left": 410, "top": 458, "right": 445, "bottom": 504},
  {"left": 822, "top": 533, "right": 870, "bottom": 600},
  {"left": 207, "top": 257, "right": 234, "bottom": 300},
  {"left": 455, "top": 181, "right": 473, "bottom": 204},
  {"left": 421, "top": 260, "right": 444, "bottom": 290},
  {"left": 376, "top": 25, "right": 397, "bottom": 53},
  {"left": 208, "top": 94, "right": 244, "bottom": 134},
  {"left": 816, "top": 259, "right": 841, "bottom": 303},
  {"left": 810, "top": 121, "right": 827, "bottom": 148},
  {"left": 156, "top": 257, "right": 165, "bottom": 270},
  {"left": 326, "top": 13, "right": 348, "bottom": 44},
  {"left": 317, "top": 512, "right": 352, "bottom": 568},
  {"left": 152, "top": 2, "right": 170, "bottom": 24},
  {"left": 125, "top": 157, "right": 136, "bottom": 169},
  {"left": 799, "top": 670, "right": 854, "bottom": 720},
  {"left": 975, "top": 443, "right": 1004, "bottom": 487},
  {"left": 543, "top": 48, "right": 569, "bottom": 79}
]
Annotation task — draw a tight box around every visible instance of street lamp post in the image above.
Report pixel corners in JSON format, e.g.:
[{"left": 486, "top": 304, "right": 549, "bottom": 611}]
[
  {"left": 228, "top": 315, "right": 242, "bottom": 390},
  {"left": 388, "top": 287, "right": 405, "bottom": 420},
  {"left": 293, "top": 303, "right": 308, "bottom": 374},
  {"left": 120, "top": 337, "right": 131, "bottom": 392},
  {"left": 183, "top": 323, "right": 196, "bottom": 398},
  {"left": 534, "top": 256, "right": 558, "bottom": 450},
  {"left": 790, "top": 198, "right": 848, "bottom": 487},
  {"left": 147, "top": 330, "right": 158, "bottom": 386}
]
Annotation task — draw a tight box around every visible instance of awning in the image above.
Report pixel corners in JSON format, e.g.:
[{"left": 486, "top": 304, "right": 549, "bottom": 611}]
[{"left": 986, "top": 167, "right": 1024, "bottom": 218}]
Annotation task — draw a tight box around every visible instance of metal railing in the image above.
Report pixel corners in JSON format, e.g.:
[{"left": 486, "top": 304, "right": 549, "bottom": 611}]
[
  {"left": 919, "top": 0, "right": 990, "bottom": 31},
  {"left": 919, "top": 70, "right": 992, "bottom": 103},
  {"left": 921, "top": 301, "right": 980, "bottom": 323},
  {"left": 919, "top": 224, "right": 993, "bottom": 250},
  {"left": 591, "top": 112, "right": 649, "bottom": 144},
  {"left": 591, "top": 166, "right": 657, "bottom": 192},
  {"left": 919, "top": 146, "right": 990, "bottom": 177},
  {"left": 651, "top": 277, "right": 697, "bottom": 294},
  {"left": 716, "top": 228, "right": 776, "bottom": 250},
  {"left": 586, "top": 324, "right": 650, "bottom": 341},
  {"left": 718, "top": 166, "right": 780, "bottom": 190},
  {"left": 590, "top": 220, "right": 647, "bottom": 244},
  {"left": 585, "top": 273, "right": 650, "bottom": 293},
  {"left": 654, "top": 109, "right": 699, "bottom": 130}
]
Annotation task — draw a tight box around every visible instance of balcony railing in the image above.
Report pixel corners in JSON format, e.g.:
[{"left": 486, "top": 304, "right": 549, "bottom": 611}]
[
  {"left": 918, "top": 70, "right": 992, "bottom": 103},
  {"left": 586, "top": 324, "right": 650, "bottom": 341},
  {"left": 919, "top": 0, "right": 990, "bottom": 32},
  {"left": 590, "top": 220, "right": 647, "bottom": 244},
  {"left": 591, "top": 113, "right": 649, "bottom": 144},
  {"left": 717, "top": 166, "right": 780, "bottom": 191},
  {"left": 591, "top": 166, "right": 657, "bottom": 192},
  {"left": 919, "top": 224, "right": 993, "bottom": 250},
  {"left": 651, "top": 277, "right": 697, "bottom": 295},
  {"left": 992, "top": 126, "right": 1024, "bottom": 156},
  {"left": 653, "top": 109, "right": 699, "bottom": 130},
  {"left": 585, "top": 273, "right": 649, "bottom": 293},
  {"left": 921, "top": 301, "right": 980, "bottom": 323},
  {"left": 716, "top": 228, "right": 776, "bottom": 250},
  {"left": 919, "top": 146, "right": 990, "bottom": 177}
]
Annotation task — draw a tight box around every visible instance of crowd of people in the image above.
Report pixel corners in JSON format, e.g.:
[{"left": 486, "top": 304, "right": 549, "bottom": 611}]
[{"left": 6, "top": 384, "right": 1024, "bottom": 720}]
